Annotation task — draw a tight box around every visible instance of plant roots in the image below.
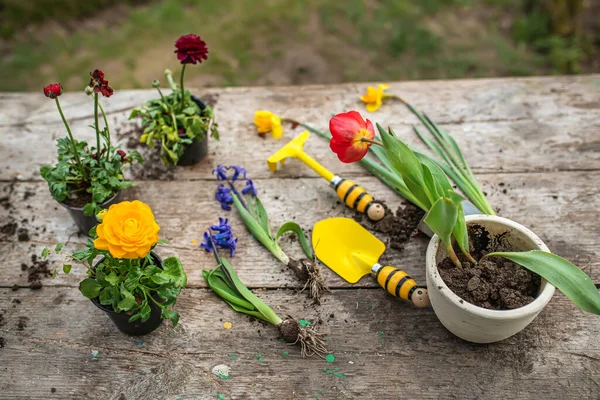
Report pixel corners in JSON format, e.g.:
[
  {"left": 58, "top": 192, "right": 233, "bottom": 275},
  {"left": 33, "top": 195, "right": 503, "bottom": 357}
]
[
  {"left": 288, "top": 258, "right": 329, "bottom": 302},
  {"left": 278, "top": 318, "right": 328, "bottom": 358}
]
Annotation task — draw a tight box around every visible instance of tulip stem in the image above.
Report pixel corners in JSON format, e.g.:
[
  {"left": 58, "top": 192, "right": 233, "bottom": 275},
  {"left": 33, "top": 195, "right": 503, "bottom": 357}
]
[
  {"left": 55, "top": 97, "right": 87, "bottom": 181},
  {"left": 361, "top": 138, "right": 383, "bottom": 146},
  {"left": 179, "top": 64, "right": 187, "bottom": 112},
  {"left": 94, "top": 93, "right": 101, "bottom": 162}
]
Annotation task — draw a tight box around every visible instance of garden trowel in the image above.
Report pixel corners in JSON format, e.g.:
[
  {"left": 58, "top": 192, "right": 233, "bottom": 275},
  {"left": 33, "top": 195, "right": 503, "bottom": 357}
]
[{"left": 312, "top": 217, "right": 430, "bottom": 308}]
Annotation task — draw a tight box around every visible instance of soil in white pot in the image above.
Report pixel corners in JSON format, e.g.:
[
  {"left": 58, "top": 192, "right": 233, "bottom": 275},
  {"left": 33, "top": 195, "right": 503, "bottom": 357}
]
[{"left": 438, "top": 224, "right": 541, "bottom": 310}]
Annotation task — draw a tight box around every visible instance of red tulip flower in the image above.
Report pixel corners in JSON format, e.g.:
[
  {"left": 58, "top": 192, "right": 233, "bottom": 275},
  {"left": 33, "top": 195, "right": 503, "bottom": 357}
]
[
  {"left": 329, "top": 111, "right": 375, "bottom": 163},
  {"left": 116, "top": 150, "right": 127, "bottom": 162},
  {"left": 174, "top": 34, "right": 208, "bottom": 64},
  {"left": 89, "top": 69, "right": 114, "bottom": 98},
  {"left": 43, "top": 83, "right": 63, "bottom": 99}
]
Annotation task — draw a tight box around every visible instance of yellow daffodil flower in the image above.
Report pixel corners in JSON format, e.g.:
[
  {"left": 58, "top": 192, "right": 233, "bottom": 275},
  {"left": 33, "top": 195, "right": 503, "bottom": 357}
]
[
  {"left": 253, "top": 110, "right": 283, "bottom": 139},
  {"left": 360, "top": 84, "right": 390, "bottom": 112}
]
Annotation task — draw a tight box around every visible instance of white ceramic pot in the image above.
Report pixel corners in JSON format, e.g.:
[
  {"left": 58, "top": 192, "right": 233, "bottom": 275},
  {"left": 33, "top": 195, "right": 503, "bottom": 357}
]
[{"left": 425, "top": 215, "right": 555, "bottom": 343}]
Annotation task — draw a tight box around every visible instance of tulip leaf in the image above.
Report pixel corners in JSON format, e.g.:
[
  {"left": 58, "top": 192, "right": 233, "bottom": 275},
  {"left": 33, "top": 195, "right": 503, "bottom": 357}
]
[
  {"left": 276, "top": 221, "right": 314, "bottom": 260},
  {"left": 424, "top": 197, "right": 458, "bottom": 247},
  {"left": 484, "top": 250, "right": 600, "bottom": 315}
]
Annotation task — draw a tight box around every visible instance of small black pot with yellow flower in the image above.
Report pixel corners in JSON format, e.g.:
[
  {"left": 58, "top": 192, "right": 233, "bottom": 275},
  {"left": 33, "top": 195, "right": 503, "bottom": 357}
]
[
  {"left": 130, "top": 34, "right": 219, "bottom": 167},
  {"left": 42, "top": 200, "right": 187, "bottom": 336},
  {"left": 40, "top": 71, "right": 142, "bottom": 235}
]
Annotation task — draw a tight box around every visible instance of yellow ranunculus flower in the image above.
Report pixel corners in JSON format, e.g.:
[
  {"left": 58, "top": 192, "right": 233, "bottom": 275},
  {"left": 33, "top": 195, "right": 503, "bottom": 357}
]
[
  {"left": 96, "top": 209, "right": 107, "bottom": 221},
  {"left": 93, "top": 200, "right": 160, "bottom": 259},
  {"left": 360, "top": 84, "right": 390, "bottom": 112},
  {"left": 253, "top": 110, "right": 283, "bottom": 139}
]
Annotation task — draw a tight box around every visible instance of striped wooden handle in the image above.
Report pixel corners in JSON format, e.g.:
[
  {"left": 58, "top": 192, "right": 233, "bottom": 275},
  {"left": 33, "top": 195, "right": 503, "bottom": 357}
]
[
  {"left": 334, "top": 178, "right": 384, "bottom": 221},
  {"left": 375, "top": 266, "right": 430, "bottom": 308}
]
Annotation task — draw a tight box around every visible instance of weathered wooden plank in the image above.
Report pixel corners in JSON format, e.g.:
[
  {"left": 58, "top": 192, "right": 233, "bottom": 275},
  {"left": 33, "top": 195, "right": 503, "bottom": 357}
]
[
  {"left": 1, "top": 171, "right": 598, "bottom": 290},
  {"left": 2, "top": 75, "right": 600, "bottom": 181},
  {"left": 0, "top": 287, "right": 598, "bottom": 399},
  {"left": 1, "top": 75, "right": 599, "bottom": 127}
]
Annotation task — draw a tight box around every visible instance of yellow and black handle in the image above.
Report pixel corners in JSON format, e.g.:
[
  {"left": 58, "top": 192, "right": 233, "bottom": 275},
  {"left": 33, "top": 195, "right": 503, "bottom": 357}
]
[
  {"left": 332, "top": 176, "right": 385, "bottom": 221},
  {"left": 373, "top": 265, "right": 430, "bottom": 308}
]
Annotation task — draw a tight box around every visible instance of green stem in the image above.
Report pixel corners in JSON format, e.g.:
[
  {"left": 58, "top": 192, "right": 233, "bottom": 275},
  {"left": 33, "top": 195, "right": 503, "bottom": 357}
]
[
  {"left": 98, "top": 102, "right": 110, "bottom": 162},
  {"left": 446, "top": 244, "right": 462, "bottom": 269},
  {"left": 55, "top": 98, "right": 87, "bottom": 181},
  {"left": 94, "top": 93, "right": 100, "bottom": 159},
  {"left": 179, "top": 64, "right": 187, "bottom": 112}
]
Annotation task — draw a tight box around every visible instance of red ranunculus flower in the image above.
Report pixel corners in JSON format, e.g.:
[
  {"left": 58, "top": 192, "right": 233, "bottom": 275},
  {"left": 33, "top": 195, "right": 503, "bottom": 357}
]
[
  {"left": 329, "top": 111, "right": 375, "bottom": 163},
  {"left": 43, "top": 83, "right": 63, "bottom": 99},
  {"left": 117, "top": 150, "right": 127, "bottom": 161},
  {"left": 89, "top": 69, "right": 114, "bottom": 98},
  {"left": 174, "top": 34, "right": 208, "bottom": 64}
]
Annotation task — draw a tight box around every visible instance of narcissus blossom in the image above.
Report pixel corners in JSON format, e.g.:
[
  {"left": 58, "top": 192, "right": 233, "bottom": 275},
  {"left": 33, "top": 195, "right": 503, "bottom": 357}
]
[
  {"left": 253, "top": 110, "right": 283, "bottom": 139},
  {"left": 175, "top": 34, "right": 209, "bottom": 64},
  {"left": 329, "top": 111, "right": 375, "bottom": 163},
  {"left": 89, "top": 69, "right": 114, "bottom": 98},
  {"left": 43, "top": 83, "right": 63, "bottom": 99},
  {"left": 360, "top": 84, "right": 389, "bottom": 112}
]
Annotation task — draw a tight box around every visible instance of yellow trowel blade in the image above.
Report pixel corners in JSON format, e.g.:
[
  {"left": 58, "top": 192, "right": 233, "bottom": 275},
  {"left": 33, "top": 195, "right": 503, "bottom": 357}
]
[{"left": 312, "top": 218, "right": 386, "bottom": 283}]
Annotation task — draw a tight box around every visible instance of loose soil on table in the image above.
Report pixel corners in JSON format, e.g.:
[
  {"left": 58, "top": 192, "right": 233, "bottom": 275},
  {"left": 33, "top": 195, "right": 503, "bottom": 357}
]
[
  {"left": 438, "top": 224, "right": 541, "bottom": 310},
  {"left": 355, "top": 202, "right": 425, "bottom": 251}
]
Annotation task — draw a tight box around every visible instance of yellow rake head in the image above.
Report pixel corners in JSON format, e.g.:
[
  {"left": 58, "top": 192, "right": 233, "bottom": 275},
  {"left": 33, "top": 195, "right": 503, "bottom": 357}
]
[{"left": 267, "top": 131, "right": 311, "bottom": 172}]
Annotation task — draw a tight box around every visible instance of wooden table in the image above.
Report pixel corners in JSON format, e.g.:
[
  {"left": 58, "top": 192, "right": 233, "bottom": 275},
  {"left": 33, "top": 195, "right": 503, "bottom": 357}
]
[{"left": 1, "top": 76, "right": 599, "bottom": 399}]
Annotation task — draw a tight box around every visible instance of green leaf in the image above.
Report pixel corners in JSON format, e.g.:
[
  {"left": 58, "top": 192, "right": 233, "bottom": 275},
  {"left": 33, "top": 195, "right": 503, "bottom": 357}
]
[
  {"left": 484, "top": 250, "right": 600, "bottom": 315},
  {"left": 62, "top": 264, "right": 72, "bottom": 274},
  {"left": 105, "top": 271, "right": 120, "bottom": 286},
  {"left": 252, "top": 196, "right": 273, "bottom": 239},
  {"left": 139, "top": 301, "right": 152, "bottom": 323},
  {"left": 117, "top": 285, "right": 137, "bottom": 311},
  {"left": 162, "top": 308, "right": 180, "bottom": 326},
  {"left": 161, "top": 257, "right": 187, "bottom": 287},
  {"left": 79, "top": 278, "right": 102, "bottom": 299},
  {"left": 424, "top": 197, "right": 458, "bottom": 247},
  {"left": 124, "top": 267, "right": 142, "bottom": 291},
  {"left": 276, "top": 222, "right": 314, "bottom": 260},
  {"left": 99, "top": 287, "right": 113, "bottom": 305},
  {"left": 150, "top": 273, "right": 170, "bottom": 285},
  {"left": 41, "top": 248, "right": 50, "bottom": 259},
  {"left": 54, "top": 243, "right": 64, "bottom": 252},
  {"left": 83, "top": 202, "right": 97, "bottom": 217},
  {"left": 451, "top": 204, "right": 470, "bottom": 256}
]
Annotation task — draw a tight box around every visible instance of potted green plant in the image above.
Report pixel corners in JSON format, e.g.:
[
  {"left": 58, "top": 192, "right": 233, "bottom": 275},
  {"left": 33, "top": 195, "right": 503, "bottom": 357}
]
[
  {"left": 130, "top": 34, "right": 219, "bottom": 166},
  {"left": 325, "top": 110, "right": 600, "bottom": 343},
  {"left": 43, "top": 200, "right": 187, "bottom": 336},
  {"left": 40, "top": 73, "right": 141, "bottom": 234}
]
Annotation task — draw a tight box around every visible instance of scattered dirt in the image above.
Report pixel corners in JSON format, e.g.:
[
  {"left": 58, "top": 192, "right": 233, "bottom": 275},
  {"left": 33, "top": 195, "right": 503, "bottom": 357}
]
[
  {"left": 438, "top": 224, "right": 541, "bottom": 310},
  {"left": 1, "top": 222, "right": 17, "bottom": 235},
  {"left": 16, "top": 316, "right": 28, "bottom": 331},
  {"left": 355, "top": 202, "right": 425, "bottom": 251},
  {"left": 23, "top": 254, "right": 52, "bottom": 290},
  {"left": 0, "top": 337, "right": 5, "bottom": 348},
  {"left": 115, "top": 121, "right": 175, "bottom": 181}
]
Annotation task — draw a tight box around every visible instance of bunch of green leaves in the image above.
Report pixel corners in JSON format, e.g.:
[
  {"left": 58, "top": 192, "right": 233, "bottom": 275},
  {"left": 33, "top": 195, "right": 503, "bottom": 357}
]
[
  {"left": 40, "top": 130, "right": 142, "bottom": 217},
  {"left": 230, "top": 187, "right": 314, "bottom": 267},
  {"left": 130, "top": 70, "right": 219, "bottom": 166},
  {"left": 42, "top": 236, "right": 187, "bottom": 326},
  {"left": 377, "top": 124, "right": 474, "bottom": 267},
  {"left": 408, "top": 102, "right": 495, "bottom": 215},
  {"left": 202, "top": 252, "right": 282, "bottom": 326}
]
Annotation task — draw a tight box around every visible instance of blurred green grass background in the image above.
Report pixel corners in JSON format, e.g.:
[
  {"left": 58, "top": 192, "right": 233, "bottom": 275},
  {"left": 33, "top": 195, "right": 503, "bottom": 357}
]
[{"left": 0, "top": 0, "right": 597, "bottom": 92}]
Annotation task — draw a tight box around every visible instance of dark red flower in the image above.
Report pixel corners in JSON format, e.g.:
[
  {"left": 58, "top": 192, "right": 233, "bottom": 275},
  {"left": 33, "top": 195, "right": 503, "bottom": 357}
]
[
  {"left": 116, "top": 150, "right": 127, "bottom": 161},
  {"left": 174, "top": 34, "right": 208, "bottom": 64},
  {"left": 329, "top": 111, "right": 375, "bottom": 163},
  {"left": 43, "top": 83, "right": 63, "bottom": 99},
  {"left": 89, "top": 69, "right": 114, "bottom": 98}
]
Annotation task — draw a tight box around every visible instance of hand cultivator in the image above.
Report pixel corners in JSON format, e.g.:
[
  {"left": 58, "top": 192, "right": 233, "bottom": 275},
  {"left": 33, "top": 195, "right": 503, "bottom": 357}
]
[{"left": 267, "top": 131, "right": 385, "bottom": 222}]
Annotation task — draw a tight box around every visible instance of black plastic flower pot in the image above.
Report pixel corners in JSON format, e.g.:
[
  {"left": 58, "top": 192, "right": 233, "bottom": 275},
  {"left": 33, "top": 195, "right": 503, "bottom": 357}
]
[
  {"left": 90, "top": 252, "right": 164, "bottom": 336},
  {"left": 60, "top": 190, "right": 123, "bottom": 235},
  {"left": 177, "top": 95, "right": 211, "bottom": 166}
]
